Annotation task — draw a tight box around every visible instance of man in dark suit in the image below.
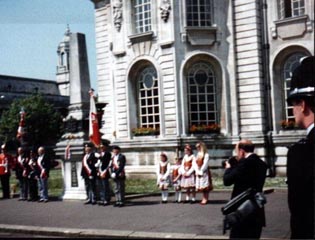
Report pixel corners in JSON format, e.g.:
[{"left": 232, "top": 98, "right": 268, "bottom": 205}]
[
  {"left": 286, "top": 56, "right": 314, "bottom": 239},
  {"left": 223, "top": 140, "right": 267, "bottom": 239},
  {"left": 81, "top": 142, "right": 98, "bottom": 205},
  {"left": 110, "top": 145, "right": 126, "bottom": 207},
  {"left": 36, "top": 146, "right": 51, "bottom": 202},
  {"left": 95, "top": 141, "right": 112, "bottom": 206}
]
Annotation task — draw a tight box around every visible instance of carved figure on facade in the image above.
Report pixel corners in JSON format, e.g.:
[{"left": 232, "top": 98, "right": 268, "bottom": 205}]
[
  {"left": 160, "top": 0, "right": 171, "bottom": 23},
  {"left": 113, "top": 0, "right": 123, "bottom": 32}
]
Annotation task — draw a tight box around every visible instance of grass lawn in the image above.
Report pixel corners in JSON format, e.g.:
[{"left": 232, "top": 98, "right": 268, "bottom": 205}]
[{"left": 4, "top": 168, "right": 287, "bottom": 198}]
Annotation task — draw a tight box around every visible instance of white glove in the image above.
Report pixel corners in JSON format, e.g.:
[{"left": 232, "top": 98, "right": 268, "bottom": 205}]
[
  {"left": 95, "top": 160, "right": 101, "bottom": 168},
  {"left": 94, "top": 153, "right": 100, "bottom": 158},
  {"left": 111, "top": 172, "right": 116, "bottom": 179},
  {"left": 89, "top": 175, "right": 93, "bottom": 180}
]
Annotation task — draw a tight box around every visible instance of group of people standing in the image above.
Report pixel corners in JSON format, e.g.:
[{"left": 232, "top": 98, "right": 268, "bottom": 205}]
[
  {"left": 157, "top": 141, "right": 213, "bottom": 205},
  {"left": 80, "top": 141, "right": 126, "bottom": 207},
  {"left": 0, "top": 145, "right": 52, "bottom": 202}
]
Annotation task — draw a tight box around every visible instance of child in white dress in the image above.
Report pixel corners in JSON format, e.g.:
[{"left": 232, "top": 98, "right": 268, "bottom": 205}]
[
  {"left": 172, "top": 157, "right": 182, "bottom": 203},
  {"left": 180, "top": 144, "right": 196, "bottom": 203},
  {"left": 156, "top": 152, "right": 171, "bottom": 203}
]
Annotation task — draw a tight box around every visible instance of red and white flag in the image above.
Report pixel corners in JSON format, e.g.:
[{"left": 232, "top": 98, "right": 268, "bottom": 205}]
[
  {"left": 16, "top": 107, "right": 26, "bottom": 142},
  {"left": 89, "top": 89, "right": 101, "bottom": 147},
  {"left": 65, "top": 144, "right": 71, "bottom": 160}
]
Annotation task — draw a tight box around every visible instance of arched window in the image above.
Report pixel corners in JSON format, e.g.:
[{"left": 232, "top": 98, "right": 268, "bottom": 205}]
[
  {"left": 283, "top": 53, "right": 306, "bottom": 121},
  {"left": 138, "top": 65, "right": 159, "bottom": 130},
  {"left": 186, "top": 0, "right": 212, "bottom": 27},
  {"left": 187, "top": 61, "right": 218, "bottom": 126}
]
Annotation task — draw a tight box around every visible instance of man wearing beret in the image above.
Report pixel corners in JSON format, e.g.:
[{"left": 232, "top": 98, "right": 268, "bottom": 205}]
[
  {"left": 81, "top": 142, "right": 98, "bottom": 205},
  {"left": 110, "top": 145, "right": 126, "bottom": 207},
  {"left": 286, "top": 56, "right": 314, "bottom": 239}
]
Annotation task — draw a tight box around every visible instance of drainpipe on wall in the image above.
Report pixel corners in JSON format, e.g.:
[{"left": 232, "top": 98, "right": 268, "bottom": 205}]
[{"left": 261, "top": 0, "right": 276, "bottom": 177}]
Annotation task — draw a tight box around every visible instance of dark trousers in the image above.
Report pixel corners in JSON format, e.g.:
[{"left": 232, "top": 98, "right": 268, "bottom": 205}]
[
  {"left": 0, "top": 174, "right": 10, "bottom": 199},
  {"left": 84, "top": 177, "right": 96, "bottom": 203},
  {"left": 97, "top": 178, "right": 111, "bottom": 202},
  {"left": 18, "top": 177, "right": 29, "bottom": 200},
  {"left": 230, "top": 218, "right": 263, "bottom": 239},
  {"left": 113, "top": 178, "right": 125, "bottom": 203},
  {"left": 28, "top": 178, "right": 38, "bottom": 201}
]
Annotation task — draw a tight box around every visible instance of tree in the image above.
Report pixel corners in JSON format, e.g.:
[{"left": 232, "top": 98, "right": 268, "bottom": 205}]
[{"left": 0, "top": 94, "right": 63, "bottom": 150}]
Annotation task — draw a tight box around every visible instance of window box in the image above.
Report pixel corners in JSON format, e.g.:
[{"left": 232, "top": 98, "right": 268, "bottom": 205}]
[
  {"left": 189, "top": 124, "right": 220, "bottom": 134},
  {"left": 132, "top": 127, "right": 160, "bottom": 136},
  {"left": 280, "top": 120, "right": 300, "bottom": 130}
]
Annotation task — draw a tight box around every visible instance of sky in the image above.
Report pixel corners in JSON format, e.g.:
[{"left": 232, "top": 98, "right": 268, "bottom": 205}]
[{"left": 0, "top": 0, "right": 98, "bottom": 90}]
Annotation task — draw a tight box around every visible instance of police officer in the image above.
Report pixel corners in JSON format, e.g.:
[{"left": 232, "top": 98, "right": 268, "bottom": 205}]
[{"left": 286, "top": 56, "right": 314, "bottom": 239}]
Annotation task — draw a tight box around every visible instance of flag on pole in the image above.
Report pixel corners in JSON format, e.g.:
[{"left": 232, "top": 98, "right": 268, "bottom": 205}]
[
  {"left": 16, "top": 107, "right": 26, "bottom": 142},
  {"left": 89, "top": 89, "right": 101, "bottom": 147}
]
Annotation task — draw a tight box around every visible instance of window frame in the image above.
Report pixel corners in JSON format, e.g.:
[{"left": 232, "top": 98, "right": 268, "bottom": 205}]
[{"left": 186, "top": 61, "right": 218, "bottom": 128}]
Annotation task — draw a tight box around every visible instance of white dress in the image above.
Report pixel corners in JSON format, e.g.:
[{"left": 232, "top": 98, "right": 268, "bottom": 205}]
[
  {"left": 195, "top": 152, "right": 211, "bottom": 191},
  {"left": 180, "top": 154, "right": 195, "bottom": 189},
  {"left": 156, "top": 160, "right": 171, "bottom": 189}
]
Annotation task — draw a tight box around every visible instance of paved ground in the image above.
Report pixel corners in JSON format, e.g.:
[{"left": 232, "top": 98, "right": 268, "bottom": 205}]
[{"left": 0, "top": 189, "right": 290, "bottom": 239}]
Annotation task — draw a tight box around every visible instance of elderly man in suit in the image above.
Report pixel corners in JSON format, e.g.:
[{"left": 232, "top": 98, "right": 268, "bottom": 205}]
[{"left": 223, "top": 140, "right": 267, "bottom": 239}]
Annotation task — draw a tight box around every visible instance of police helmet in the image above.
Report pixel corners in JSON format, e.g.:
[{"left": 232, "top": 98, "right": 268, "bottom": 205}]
[{"left": 287, "top": 56, "right": 314, "bottom": 104}]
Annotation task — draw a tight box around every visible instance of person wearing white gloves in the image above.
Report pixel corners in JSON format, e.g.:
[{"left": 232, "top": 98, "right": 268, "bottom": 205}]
[{"left": 110, "top": 145, "right": 126, "bottom": 207}]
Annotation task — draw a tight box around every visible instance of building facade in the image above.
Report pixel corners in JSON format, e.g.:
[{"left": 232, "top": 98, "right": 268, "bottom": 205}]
[{"left": 90, "top": 0, "right": 314, "bottom": 177}]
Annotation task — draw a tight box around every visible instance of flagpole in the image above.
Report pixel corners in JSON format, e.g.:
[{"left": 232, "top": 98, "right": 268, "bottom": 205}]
[{"left": 88, "top": 89, "right": 101, "bottom": 148}]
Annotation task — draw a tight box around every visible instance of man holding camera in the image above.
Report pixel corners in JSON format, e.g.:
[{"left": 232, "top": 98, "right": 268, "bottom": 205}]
[{"left": 223, "top": 139, "right": 267, "bottom": 239}]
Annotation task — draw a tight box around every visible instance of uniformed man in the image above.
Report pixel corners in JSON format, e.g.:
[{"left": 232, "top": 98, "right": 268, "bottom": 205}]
[
  {"left": 95, "top": 141, "right": 112, "bottom": 206},
  {"left": 81, "top": 142, "right": 98, "bottom": 205},
  {"left": 286, "top": 56, "right": 314, "bottom": 239},
  {"left": 110, "top": 145, "right": 126, "bottom": 207}
]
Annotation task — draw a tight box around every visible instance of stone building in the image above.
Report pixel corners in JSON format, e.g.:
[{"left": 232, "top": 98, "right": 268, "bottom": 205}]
[{"left": 89, "top": 0, "right": 314, "bottom": 177}]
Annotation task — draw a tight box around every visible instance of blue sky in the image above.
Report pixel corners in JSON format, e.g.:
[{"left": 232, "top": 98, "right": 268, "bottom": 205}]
[{"left": 0, "top": 0, "right": 97, "bottom": 90}]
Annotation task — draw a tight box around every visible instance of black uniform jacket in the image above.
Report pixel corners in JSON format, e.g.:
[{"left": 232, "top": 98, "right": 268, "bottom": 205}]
[
  {"left": 99, "top": 151, "right": 112, "bottom": 179},
  {"left": 81, "top": 152, "right": 98, "bottom": 179},
  {"left": 111, "top": 154, "right": 126, "bottom": 179},
  {"left": 287, "top": 127, "right": 315, "bottom": 239}
]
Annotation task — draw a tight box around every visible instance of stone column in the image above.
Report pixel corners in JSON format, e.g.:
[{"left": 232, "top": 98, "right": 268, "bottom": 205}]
[{"left": 55, "top": 33, "right": 91, "bottom": 200}]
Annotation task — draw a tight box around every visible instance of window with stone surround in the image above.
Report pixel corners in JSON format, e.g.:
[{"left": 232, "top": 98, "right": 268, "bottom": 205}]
[
  {"left": 187, "top": 61, "right": 218, "bottom": 127},
  {"left": 282, "top": 53, "right": 306, "bottom": 121},
  {"left": 138, "top": 65, "right": 160, "bottom": 131},
  {"left": 278, "top": 0, "right": 305, "bottom": 19},
  {"left": 186, "top": 0, "right": 212, "bottom": 27},
  {"left": 133, "top": 0, "right": 152, "bottom": 33}
]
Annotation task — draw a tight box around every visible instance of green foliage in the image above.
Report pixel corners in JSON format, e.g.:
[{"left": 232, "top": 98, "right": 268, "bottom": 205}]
[{"left": 0, "top": 94, "right": 63, "bottom": 147}]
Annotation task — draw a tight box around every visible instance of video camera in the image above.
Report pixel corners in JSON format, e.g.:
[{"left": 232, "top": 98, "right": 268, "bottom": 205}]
[{"left": 221, "top": 156, "right": 238, "bottom": 169}]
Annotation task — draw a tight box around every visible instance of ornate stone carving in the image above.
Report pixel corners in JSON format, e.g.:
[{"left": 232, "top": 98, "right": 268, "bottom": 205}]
[
  {"left": 113, "top": 0, "right": 123, "bottom": 32},
  {"left": 160, "top": 0, "right": 171, "bottom": 23}
]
